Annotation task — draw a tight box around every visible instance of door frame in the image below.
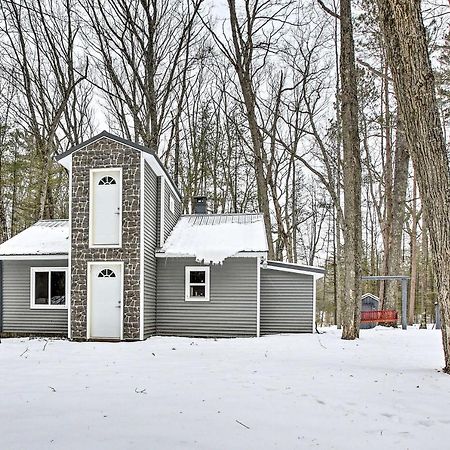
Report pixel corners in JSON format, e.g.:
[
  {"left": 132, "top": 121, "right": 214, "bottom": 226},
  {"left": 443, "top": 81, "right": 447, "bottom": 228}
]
[
  {"left": 87, "top": 261, "right": 124, "bottom": 340},
  {"left": 89, "top": 167, "right": 123, "bottom": 249}
]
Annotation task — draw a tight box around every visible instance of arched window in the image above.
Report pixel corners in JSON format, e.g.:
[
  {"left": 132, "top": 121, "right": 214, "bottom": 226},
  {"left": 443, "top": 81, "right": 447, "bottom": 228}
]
[
  {"left": 98, "top": 176, "right": 116, "bottom": 186},
  {"left": 98, "top": 268, "right": 116, "bottom": 278}
]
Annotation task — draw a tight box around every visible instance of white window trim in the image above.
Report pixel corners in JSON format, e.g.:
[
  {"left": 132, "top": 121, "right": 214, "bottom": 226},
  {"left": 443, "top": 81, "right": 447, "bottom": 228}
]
[
  {"left": 30, "top": 267, "right": 68, "bottom": 310},
  {"left": 169, "top": 195, "right": 175, "bottom": 214},
  {"left": 89, "top": 167, "right": 123, "bottom": 249},
  {"left": 185, "top": 266, "right": 210, "bottom": 302}
]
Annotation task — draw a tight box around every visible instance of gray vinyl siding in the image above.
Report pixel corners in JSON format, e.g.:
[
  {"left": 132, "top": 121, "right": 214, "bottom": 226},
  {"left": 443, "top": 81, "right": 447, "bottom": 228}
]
[
  {"left": 1, "top": 259, "right": 68, "bottom": 335},
  {"left": 143, "top": 161, "right": 158, "bottom": 338},
  {"left": 156, "top": 257, "right": 257, "bottom": 337},
  {"left": 260, "top": 268, "right": 314, "bottom": 334},
  {"left": 156, "top": 177, "right": 161, "bottom": 247},
  {"left": 163, "top": 180, "right": 181, "bottom": 241}
]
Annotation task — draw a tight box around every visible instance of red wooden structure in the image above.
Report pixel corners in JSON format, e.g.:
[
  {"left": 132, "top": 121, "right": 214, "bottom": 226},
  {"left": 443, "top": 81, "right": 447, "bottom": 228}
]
[{"left": 360, "top": 310, "right": 398, "bottom": 323}]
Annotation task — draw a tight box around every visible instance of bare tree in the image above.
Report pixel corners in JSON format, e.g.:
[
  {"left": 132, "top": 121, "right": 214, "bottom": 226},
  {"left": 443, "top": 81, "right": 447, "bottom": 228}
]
[
  {"left": 204, "top": 1, "right": 299, "bottom": 259},
  {"left": 376, "top": 0, "right": 450, "bottom": 373},
  {"left": 0, "top": 0, "right": 90, "bottom": 221},
  {"left": 339, "top": 0, "right": 363, "bottom": 340},
  {"left": 81, "top": 0, "right": 204, "bottom": 159},
  {"left": 383, "top": 118, "right": 409, "bottom": 310}
]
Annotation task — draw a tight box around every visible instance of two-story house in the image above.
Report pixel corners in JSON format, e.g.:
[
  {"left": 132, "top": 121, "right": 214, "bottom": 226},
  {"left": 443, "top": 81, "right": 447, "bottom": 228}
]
[{"left": 0, "top": 131, "right": 324, "bottom": 340}]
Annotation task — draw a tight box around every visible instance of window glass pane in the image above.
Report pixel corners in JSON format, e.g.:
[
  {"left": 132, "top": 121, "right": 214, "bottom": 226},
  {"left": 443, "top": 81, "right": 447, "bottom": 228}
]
[
  {"left": 190, "top": 285, "right": 205, "bottom": 297},
  {"left": 35, "top": 272, "right": 49, "bottom": 305},
  {"left": 50, "top": 272, "right": 66, "bottom": 305},
  {"left": 190, "top": 271, "right": 205, "bottom": 284}
]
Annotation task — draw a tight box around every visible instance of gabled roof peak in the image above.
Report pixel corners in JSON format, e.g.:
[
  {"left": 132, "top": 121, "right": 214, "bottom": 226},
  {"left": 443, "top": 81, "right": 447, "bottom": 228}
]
[
  {"left": 55, "top": 130, "right": 182, "bottom": 200},
  {"left": 55, "top": 130, "right": 154, "bottom": 161}
]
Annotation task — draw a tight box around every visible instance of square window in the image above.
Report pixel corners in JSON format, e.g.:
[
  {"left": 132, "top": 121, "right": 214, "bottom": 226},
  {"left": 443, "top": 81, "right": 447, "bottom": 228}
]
[
  {"left": 185, "top": 266, "right": 210, "bottom": 302},
  {"left": 190, "top": 271, "right": 205, "bottom": 284},
  {"left": 31, "top": 268, "right": 67, "bottom": 309}
]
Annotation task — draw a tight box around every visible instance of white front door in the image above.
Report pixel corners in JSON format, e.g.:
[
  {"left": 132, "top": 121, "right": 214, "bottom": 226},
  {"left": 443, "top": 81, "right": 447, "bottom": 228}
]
[
  {"left": 90, "top": 169, "right": 121, "bottom": 246},
  {"left": 89, "top": 263, "right": 122, "bottom": 339}
]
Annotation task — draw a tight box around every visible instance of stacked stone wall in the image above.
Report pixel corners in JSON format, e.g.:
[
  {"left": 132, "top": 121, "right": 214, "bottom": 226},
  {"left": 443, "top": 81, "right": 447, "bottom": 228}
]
[{"left": 71, "top": 137, "right": 141, "bottom": 340}]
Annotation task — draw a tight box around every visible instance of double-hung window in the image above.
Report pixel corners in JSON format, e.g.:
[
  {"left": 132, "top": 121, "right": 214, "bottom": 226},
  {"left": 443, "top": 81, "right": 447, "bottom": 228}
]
[
  {"left": 30, "top": 268, "right": 68, "bottom": 309},
  {"left": 185, "top": 266, "right": 210, "bottom": 302}
]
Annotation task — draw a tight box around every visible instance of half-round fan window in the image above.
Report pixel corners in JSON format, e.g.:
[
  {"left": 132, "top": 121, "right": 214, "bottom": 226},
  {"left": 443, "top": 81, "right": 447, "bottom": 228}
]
[
  {"left": 98, "top": 176, "right": 116, "bottom": 186},
  {"left": 98, "top": 269, "right": 116, "bottom": 278}
]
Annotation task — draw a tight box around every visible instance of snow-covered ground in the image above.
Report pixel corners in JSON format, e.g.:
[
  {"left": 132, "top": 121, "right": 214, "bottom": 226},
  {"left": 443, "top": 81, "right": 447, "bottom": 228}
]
[{"left": 1, "top": 327, "right": 450, "bottom": 450}]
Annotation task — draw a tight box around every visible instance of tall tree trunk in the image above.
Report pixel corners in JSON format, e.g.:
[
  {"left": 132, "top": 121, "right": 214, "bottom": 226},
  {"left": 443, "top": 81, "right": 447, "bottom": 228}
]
[
  {"left": 408, "top": 173, "right": 418, "bottom": 325},
  {"left": 225, "top": 0, "right": 275, "bottom": 259},
  {"left": 379, "top": 63, "right": 393, "bottom": 308},
  {"left": 0, "top": 142, "right": 7, "bottom": 242},
  {"left": 384, "top": 117, "right": 410, "bottom": 310},
  {"left": 340, "top": 0, "right": 362, "bottom": 340},
  {"left": 376, "top": 0, "right": 450, "bottom": 373}
]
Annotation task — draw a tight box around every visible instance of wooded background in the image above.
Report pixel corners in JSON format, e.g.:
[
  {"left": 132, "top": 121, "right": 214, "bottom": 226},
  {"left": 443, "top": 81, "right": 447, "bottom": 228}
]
[{"left": 0, "top": 0, "right": 448, "bottom": 327}]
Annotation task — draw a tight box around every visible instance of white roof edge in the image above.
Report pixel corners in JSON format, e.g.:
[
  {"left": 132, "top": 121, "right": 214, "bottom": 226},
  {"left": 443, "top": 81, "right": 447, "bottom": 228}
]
[
  {"left": 361, "top": 292, "right": 380, "bottom": 300},
  {"left": 263, "top": 264, "right": 325, "bottom": 279},
  {"left": 155, "top": 251, "right": 267, "bottom": 259},
  {"left": 142, "top": 154, "right": 181, "bottom": 201},
  {"left": 266, "top": 260, "right": 325, "bottom": 271},
  {"left": 0, "top": 254, "right": 69, "bottom": 260},
  {"left": 58, "top": 154, "right": 72, "bottom": 171},
  {"left": 57, "top": 137, "right": 181, "bottom": 202}
]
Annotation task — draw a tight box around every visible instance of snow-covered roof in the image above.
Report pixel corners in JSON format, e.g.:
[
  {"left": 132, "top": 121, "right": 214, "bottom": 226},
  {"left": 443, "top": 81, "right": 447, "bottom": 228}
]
[
  {"left": 157, "top": 213, "right": 268, "bottom": 264},
  {"left": 0, "top": 220, "right": 69, "bottom": 257}
]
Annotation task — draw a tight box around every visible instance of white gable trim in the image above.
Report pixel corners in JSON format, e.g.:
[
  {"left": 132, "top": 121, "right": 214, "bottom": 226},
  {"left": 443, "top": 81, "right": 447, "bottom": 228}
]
[
  {"left": 361, "top": 292, "right": 380, "bottom": 301},
  {"left": 0, "top": 254, "right": 69, "bottom": 261},
  {"left": 143, "top": 153, "right": 181, "bottom": 202},
  {"left": 262, "top": 264, "right": 325, "bottom": 279},
  {"left": 57, "top": 134, "right": 181, "bottom": 203}
]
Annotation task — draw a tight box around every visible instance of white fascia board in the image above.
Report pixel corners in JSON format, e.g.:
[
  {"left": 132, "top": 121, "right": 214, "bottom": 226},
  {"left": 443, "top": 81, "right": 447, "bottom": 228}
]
[
  {"left": 143, "top": 153, "right": 181, "bottom": 202},
  {"left": 139, "top": 154, "right": 145, "bottom": 341},
  {"left": 57, "top": 139, "right": 180, "bottom": 202},
  {"left": 57, "top": 153, "right": 72, "bottom": 171},
  {"left": 256, "top": 257, "right": 260, "bottom": 337},
  {"left": 0, "top": 254, "right": 69, "bottom": 261},
  {"left": 361, "top": 292, "right": 380, "bottom": 300},
  {"left": 312, "top": 274, "right": 317, "bottom": 333},
  {"left": 262, "top": 264, "right": 325, "bottom": 279},
  {"left": 160, "top": 179, "right": 165, "bottom": 246},
  {"left": 68, "top": 163, "right": 73, "bottom": 339},
  {"left": 155, "top": 251, "right": 267, "bottom": 259},
  {"left": 266, "top": 260, "right": 325, "bottom": 272}
]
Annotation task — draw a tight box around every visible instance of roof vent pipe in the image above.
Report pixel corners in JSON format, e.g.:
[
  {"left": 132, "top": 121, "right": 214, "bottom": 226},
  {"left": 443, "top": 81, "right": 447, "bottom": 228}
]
[{"left": 192, "top": 195, "right": 207, "bottom": 214}]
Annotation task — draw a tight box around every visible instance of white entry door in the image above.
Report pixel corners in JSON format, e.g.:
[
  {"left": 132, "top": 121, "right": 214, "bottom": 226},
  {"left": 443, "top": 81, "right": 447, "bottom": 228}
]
[
  {"left": 89, "top": 263, "right": 122, "bottom": 339},
  {"left": 90, "top": 169, "right": 121, "bottom": 246}
]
